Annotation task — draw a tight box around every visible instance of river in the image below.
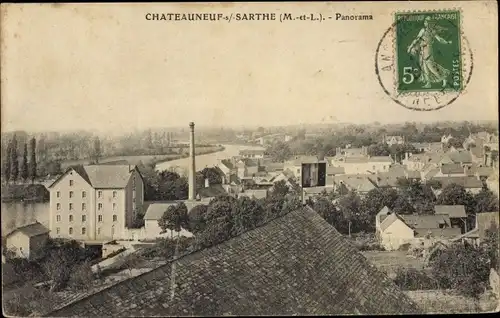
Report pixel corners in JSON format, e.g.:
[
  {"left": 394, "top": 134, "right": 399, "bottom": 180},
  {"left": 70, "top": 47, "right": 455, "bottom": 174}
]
[
  {"left": 155, "top": 143, "right": 265, "bottom": 174},
  {"left": 1, "top": 144, "right": 264, "bottom": 234}
]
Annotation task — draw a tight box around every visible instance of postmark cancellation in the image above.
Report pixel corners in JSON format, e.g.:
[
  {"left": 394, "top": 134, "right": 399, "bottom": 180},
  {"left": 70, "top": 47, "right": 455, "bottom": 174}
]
[{"left": 376, "top": 9, "right": 473, "bottom": 111}]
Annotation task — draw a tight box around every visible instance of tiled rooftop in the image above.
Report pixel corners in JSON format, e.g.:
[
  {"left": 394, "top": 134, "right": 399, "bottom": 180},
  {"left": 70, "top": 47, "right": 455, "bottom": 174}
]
[{"left": 46, "top": 208, "right": 420, "bottom": 316}]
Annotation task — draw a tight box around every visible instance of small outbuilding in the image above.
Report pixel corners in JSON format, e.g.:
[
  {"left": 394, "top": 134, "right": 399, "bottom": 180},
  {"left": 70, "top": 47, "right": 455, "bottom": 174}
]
[{"left": 5, "top": 222, "right": 50, "bottom": 260}]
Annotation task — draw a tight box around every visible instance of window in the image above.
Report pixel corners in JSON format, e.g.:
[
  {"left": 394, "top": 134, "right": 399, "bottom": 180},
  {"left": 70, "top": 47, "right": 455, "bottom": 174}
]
[
  {"left": 82, "top": 215, "right": 86, "bottom": 222},
  {"left": 82, "top": 203, "right": 86, "bottom": 211},
  {"left": 113, "top": 191, "right": 117, "bottom": 198},
  {"left": 69, "top": 191, "right": 74, "bottom": 198},
  {"left": 69, "top": 203, "right": 73, "bottom": 210},
  {"left": 113, "top": 215, "right": 117, "bottom": 222},
  {"left": 57, "top": 203, "right": 61, "bottom": 210},
  {"left": 98, "top": 215, "right": 103, "bottom": 222},
  {"left": 56, "top": 227, "right": 60, "bottom": 234},
  {"left": 82, "top": 191, "right": 86, "bottom": 198},
  {"left": 69, "top": 180, "right": 74, "bottom": 186},
  {"left": 97, "top": 228, "right": 101, "bottom": 235},
  {"left": 56, "top": 191, "right": 60, "bottom": 198},
  {"left": 69, "top": 215, "right": 73, "bottom": 222},
  {"left": 113, "top": 203, "right": 117, "bottom": 210},
  {"left": 98, "top": 203, "right": 103, "bottom": 210},
  {"left": 69, "top": 227, "right": 73, "bottom": 235},
  {"left": 81, "top": 227, "right": 86, "bottom": 235},
  {"left": 98, "top": 191, "right": 103, "bottom": 198},
  {"left": 56, "top": 215, "right": 61, "bottom": 222}
]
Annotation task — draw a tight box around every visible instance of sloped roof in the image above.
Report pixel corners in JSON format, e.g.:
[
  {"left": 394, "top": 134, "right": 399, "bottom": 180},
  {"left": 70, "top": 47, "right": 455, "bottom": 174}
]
[
  {"left": 414, "top": 228, "right": 462, "bottom": 239},
  {"left": 264, "top": 162, "right": 285, "bottom": 172},
  {"left": 239, "top": 189, "right": 268, "bottom": 199},
  {"left": 51, "top": 165, "right": 137, "bottom": 189},
  {"left": 440, "top": 163, "right": 465, "bottom": 175},
  {"left": 379, "top": 213, "right": 407, "bottom": 232},
  {"left": 399, "top": 214, "right": 451, "bottom": 229},
  {"left": 405, "top": 170, "right": 421, "bottom": 179},
  {"left": 434, "top": 205, "right": 467, "bottom": 218},
  {"left": 369, "top": 156, "right": 393, "bottom": 163},
  {"left": 476, "top": 166, "right": 494, "bottom": 177},
  {"left": 336, "top": 176, "right": 377, "bottom": 192},
  {"left": 238, "top": 158, "right": 259, "bottom": 167},
  {"left": 424, "top": 168, "right": 440, "bottom": 179},
  {"left": 45, "top": 208, "right": 420, "bottom": 316},
  {"left": 5, "top": 222, "right": 50, "bottom": 238},
  {"left": 431, "top": 176, "right": 484, "bottom": 189},
  {"left": 448, "top": 150, "right": 472, "bottom": 164}
]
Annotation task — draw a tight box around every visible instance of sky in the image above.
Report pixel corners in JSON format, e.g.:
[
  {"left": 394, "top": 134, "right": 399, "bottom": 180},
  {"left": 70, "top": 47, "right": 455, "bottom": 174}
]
[{"left": 1, "top": 2, "right": 498, "bottom": 133}]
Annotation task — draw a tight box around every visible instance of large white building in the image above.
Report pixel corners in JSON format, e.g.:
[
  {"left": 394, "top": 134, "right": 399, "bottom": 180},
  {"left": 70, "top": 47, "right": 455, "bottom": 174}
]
[{"left": 47, "top": 165, "right": 144, "bottom": 242}]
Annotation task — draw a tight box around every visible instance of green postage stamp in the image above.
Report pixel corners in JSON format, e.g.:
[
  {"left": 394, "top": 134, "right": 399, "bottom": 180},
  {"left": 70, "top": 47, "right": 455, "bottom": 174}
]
[
  {"left": 395, "top": 10, "right": 462, "bottom": 93},
  {"left": 375, "top": 9, "right": 472, "bottom": 111}
]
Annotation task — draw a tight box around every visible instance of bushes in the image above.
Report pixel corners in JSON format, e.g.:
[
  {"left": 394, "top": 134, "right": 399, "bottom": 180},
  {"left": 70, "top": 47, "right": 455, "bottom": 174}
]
[{"left": 393, "top": 268, "right": 439, "bottom": 290}]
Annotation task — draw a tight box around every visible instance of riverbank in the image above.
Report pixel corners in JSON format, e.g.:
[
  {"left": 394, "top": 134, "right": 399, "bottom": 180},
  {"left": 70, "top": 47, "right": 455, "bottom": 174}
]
[
  {"left": 152, "top": 145, "right": 225, "bottom": 166},
  {"left": 1, "top": 184, "right": 50, "bottom": 204}
]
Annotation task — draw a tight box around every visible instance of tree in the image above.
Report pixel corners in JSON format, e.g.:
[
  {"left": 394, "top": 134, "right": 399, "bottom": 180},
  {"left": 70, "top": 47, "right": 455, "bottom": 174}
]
[
  {"left": 158, "top": 202, "right": 189, "bottom": 260},
  {"left": 483, "top": 221, "right": 499, "bottom": 271},
  {"left": 29, "top": 137, "right": 37, "bottom": 183},
  {"left": 10, "top": 134, "right": 19, "bottom": 183},
  {"left": 92, "top": 136, "right": 102, "bottom": 164},
  {"left": 430, "top": 244, "right": 490, "bottom": 301},
  {"left": 3, "top": 140, "right": 12, "bottom": 183},
  {"left": 313, "top": 197, "right": 344, "bottom": 229},
  {"left": 336, "top": 190, "right": 365, "bottom": 235},
  {"left": 232, "top": 196, "right": 266, "bottom": 235},
  {"left": 266, "top": 141, "right": 292, "bottom": 162},
  {"left": 392, "top": 192, "right": 416, "bottom": 215},
  {"left": 270, "top": 180, "right": 290, "bottom": 198},
  {"left": 188, "top": 204, "right": 208, "bottom": 234},
  {"left": 437, "top": 183, "right": 476, "bottom": 213},
  {"left": 199, "top": 167, "right": 223, "bottom": 186},
  {"left": 42, "top": 242, "right": 84, "bottom": 292},
  {"left": 68, "top": 261, "right": 94, "bottom": 290},
  {"left": 199, "top": 196, "right": 237, "bottom": 247},
  {"left": 474, "top": 188, "right": 499, "bottom": 213},
  {"left": 362, "top": 187, "right": 398, "bottom": 217},
  {"left": 21, "top": 143, "right": 29, "bottom": 183}
]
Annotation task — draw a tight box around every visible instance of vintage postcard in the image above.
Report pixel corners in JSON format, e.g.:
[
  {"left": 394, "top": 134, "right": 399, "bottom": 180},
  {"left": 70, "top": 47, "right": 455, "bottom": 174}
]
[{"left": 1, "top": 1, "right": 498, "bottom": 316}]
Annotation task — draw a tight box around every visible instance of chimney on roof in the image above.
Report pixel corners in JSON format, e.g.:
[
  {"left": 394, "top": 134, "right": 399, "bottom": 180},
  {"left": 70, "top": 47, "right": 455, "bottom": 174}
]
[{"left": 189, "top": 122, "right": 196, "bottom": 201}]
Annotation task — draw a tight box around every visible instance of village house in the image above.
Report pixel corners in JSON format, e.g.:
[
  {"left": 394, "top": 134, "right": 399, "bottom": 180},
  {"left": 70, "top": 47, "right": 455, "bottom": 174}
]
[
  {"left": 238, "top": 188, "right": 268, "bottom": 199},
  {"left": 283, "top": 156, "right": 325, "bottom": 179},
  {"left": 434, "top": 205, "right": 468, "bottom": 233},
  {"left": 331, "top": 174, "right": 377, "bottom": 196},
  {"left": 47, "top": 164, "right": 145, "bottom": 242},
  {"left": 236, "top": 158, "right": 260, "bottom": 178},
  {"left": 330, "top": 155, "right": 393, "bottom": 174},
  {"left": 429, "top": 176, "right": 484, "bottom": 195},
  {"left": 4, "top": 222, "right": 50, "bottom": 260},
  {"left": 217, "top": 159, "right": 237, "bottom": 184},
  {"left": 410, "top": 142, "right": 444, "bottom": 153},
  {"left": 450, "top": 211, "right": 500, "bottom": 246},
  {"left": 239, "top": 149, "right": 266, "bottom": 159},
  {"left": 382, "top": 135, "right": 405, "bottom": 146},
  {"left": 376, "top": 208, "right": 462, "bottom": 251}
]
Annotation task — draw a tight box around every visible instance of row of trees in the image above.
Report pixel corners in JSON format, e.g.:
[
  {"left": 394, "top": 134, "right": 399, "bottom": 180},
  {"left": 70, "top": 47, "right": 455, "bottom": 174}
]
[
  {"left": 309, "top": 181, "right": 499, "bottom": 235},
  {"left": 3, "top": 135, "right": 37, "bottom": 184},
  {"left": 137, "top": 163, "right": 223, "bottom": 201},
  {"left": 156, "top": 180, "right": 301, "bottom": 253}
]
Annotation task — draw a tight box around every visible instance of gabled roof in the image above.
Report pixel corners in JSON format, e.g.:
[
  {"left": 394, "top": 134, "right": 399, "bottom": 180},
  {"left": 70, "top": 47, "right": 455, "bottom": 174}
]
[
  {"left": 5, "top": 222, "right": 50, "bottom": 238},
  {"left": 46, "top": 208, "right": 420, "bottom": 316},
  {"left": 431, "top": 176, "right": 484, "bottom": 189},
  {"left": 50, "top": 165, "right": 138, "bottom": 189},
  {"left": 440, "top": 163, "right": 465, "bottom": 175},
  {"left": 399, "top": 214, "right": 451, "bottom": 229},
  {"left": 238, "top": 158, "right": 259, "bottom": 167},
  {"left": 448, "top": 150, "right": 473, "bottom": 164},
  {"left": 434, "top": 205, "right": 467, "bottom": 218},
  {"left": 369, "top": 156, "right": 393, "bottom": 163},
  {"left": 379, "top": 213, "right": 407, "bottom": 232}
]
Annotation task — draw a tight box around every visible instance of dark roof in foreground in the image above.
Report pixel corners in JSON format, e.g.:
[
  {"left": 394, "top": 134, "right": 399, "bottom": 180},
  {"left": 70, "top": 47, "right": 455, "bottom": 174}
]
[{"left": 46, "top": 208, "right": 420, "bottom": 316}]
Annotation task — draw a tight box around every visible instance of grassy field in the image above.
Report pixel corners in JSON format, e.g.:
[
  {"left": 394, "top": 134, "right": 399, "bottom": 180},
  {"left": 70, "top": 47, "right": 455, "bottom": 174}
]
[
  {"left": 406, "top": 289, "right": 498, "bottom": 314},
  {"left": 361, "top": 251, "right": 425, "bottom": 277}
]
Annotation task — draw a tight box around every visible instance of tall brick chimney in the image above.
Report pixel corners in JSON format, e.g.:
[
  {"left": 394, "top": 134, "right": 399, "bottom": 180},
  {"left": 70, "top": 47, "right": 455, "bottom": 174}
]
[{"left": 189, "top": 122, "right": 196, "bottom": 201}]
